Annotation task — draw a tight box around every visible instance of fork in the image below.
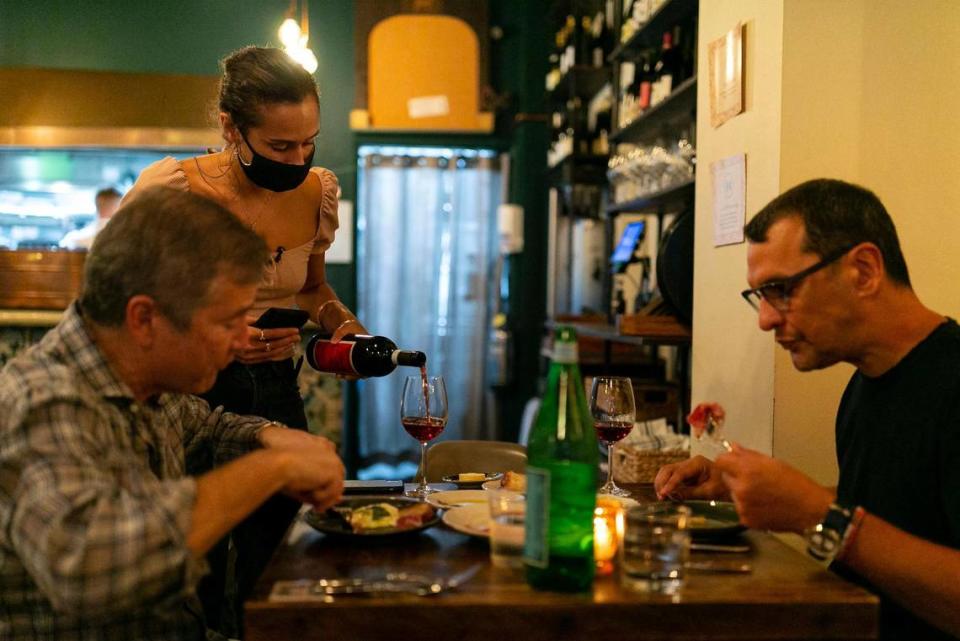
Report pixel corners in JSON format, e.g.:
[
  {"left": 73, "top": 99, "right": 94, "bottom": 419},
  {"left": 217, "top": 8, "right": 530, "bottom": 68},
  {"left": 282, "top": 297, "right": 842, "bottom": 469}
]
[{"left": 313, "top": 563, "right": 483, "bottom": 597}]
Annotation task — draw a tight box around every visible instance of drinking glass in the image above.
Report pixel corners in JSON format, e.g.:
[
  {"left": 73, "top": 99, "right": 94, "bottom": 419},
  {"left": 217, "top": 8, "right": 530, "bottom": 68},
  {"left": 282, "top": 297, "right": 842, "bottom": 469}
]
[
  {"left": 401, "top": 374, "right": 448, "bottom": 498},
  {"left": 590, "top": 376, "right": 636, "bottom": 497},
  {"left": 620, "top": 503, "right": 691, "bottom": 595},
  {"left": 487, "top": 489, "right": 526, "bottom": 569}
]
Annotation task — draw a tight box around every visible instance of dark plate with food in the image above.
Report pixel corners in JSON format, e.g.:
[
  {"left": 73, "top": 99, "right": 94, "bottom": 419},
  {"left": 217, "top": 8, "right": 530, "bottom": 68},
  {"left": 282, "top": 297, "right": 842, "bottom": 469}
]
[
  {"left": 304, "top": 497, "right": 441, "bottom": 538},
  {"left": 675, "top": 500, "right": 746, "bottom": 539}
]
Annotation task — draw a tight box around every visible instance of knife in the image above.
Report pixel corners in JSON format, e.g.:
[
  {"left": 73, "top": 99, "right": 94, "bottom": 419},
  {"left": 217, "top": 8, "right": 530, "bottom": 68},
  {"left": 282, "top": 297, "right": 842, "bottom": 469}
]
[
  {"left": 690, "top": 542, "right": 750, "bottom": 553},
  {"left": 686, "top": 561, "right": 752, "bottom": 574}
]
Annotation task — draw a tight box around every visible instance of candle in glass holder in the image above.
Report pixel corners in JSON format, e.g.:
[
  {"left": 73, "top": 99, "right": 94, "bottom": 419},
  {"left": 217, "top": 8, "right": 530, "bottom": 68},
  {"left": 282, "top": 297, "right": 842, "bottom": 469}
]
[{"left": 594, "top": 499, "right": 623, "bottom": 575}]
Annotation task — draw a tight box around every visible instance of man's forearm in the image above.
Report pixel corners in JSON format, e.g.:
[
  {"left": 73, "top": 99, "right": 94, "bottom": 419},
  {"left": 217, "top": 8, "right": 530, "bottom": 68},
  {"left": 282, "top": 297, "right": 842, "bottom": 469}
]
[
  {"left": 187, "top": 449, "right": 290, "bottom": 555},
  {"left": 843, "top": 512, "right": 960, "bottom": 636}
]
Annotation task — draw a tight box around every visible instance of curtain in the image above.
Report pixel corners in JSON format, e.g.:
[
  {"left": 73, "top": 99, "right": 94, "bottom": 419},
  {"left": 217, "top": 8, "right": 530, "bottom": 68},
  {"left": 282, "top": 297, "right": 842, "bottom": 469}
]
[{"left": 356, "top": 146, "right": 501, "bottom": 471}]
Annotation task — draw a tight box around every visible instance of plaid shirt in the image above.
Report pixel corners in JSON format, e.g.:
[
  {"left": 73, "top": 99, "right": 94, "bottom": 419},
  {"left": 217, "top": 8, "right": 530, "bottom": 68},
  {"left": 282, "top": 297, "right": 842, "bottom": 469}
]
[{"left": 0, "top": 304, "right": 266, "bottom": 640}]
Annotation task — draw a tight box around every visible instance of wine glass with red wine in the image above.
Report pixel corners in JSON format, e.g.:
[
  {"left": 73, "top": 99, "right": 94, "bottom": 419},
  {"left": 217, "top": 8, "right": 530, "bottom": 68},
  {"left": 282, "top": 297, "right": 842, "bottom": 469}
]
[
  {"left": 590, "top": 376, "right": 636, "bottom": 497},
  {"left": 401, "top": 373, "right": 448, "bottom": 498}
]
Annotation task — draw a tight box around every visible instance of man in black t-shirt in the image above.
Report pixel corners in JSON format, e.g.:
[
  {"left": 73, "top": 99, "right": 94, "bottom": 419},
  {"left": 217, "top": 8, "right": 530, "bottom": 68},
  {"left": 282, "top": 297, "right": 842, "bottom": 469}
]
[{"left": 655, "top": 179, "right": 960, "bottom": 640}]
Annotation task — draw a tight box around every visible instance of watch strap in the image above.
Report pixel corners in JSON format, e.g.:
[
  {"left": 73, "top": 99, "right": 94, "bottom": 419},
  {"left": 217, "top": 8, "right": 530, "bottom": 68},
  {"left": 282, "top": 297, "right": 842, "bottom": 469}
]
[{"left": 806, "top": 503, "right": 854, "bottom": 566}]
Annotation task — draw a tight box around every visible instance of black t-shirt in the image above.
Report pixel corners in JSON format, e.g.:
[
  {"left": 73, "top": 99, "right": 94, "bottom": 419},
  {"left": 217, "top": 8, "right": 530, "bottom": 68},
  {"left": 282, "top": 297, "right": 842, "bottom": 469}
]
[{"left": 836, "top": 318, "right": 960, "bottom": 641}]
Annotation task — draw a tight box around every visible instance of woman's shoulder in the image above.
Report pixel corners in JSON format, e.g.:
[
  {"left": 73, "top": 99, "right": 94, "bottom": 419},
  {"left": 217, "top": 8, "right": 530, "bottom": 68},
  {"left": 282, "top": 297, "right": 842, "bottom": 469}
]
[
  {"left": 309, "top": 167, "right": 339, "bottom": 196},
  {"left": 304, "top": 167, "right": 339, "bottom": 251},
  {"left": 140, "top": 156, "right": 190, "bottom": 187},
  {"left": 308, "top": 166, "right": 340, "bottom": 217},
  {"left": 122, "top": 156, "right": 190, "bottom": 205}
]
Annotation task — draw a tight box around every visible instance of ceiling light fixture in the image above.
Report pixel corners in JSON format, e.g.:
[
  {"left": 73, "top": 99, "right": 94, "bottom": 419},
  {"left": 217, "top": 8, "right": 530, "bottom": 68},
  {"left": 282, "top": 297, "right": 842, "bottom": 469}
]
[{"left": 278, "top": 0, "right": 317, "bottom": 74}]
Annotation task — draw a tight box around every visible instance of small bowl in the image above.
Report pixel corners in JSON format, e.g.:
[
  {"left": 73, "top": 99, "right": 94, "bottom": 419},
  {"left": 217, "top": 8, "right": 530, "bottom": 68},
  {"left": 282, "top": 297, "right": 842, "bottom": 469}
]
[{"left": 441, "top": 472, "right": 503, "bottom": 489}]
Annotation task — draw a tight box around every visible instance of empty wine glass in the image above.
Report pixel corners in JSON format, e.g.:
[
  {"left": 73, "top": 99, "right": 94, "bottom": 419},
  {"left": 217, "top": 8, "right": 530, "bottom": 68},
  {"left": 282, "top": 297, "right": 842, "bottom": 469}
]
[
  {"left": 401, "top": 374, "right": 448, "bottom": 498},
  {"left": 590, "top": 376, "right": 636, "bottom": 497}
]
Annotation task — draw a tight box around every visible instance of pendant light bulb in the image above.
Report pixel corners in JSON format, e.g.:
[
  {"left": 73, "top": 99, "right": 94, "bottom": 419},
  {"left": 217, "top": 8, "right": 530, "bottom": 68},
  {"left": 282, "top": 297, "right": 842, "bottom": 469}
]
[
  {"left": 300, "top": 48, "right": 318, "bottom": 74},
  {"left": 278, "top": 18, "right": 301, "bottom": 48}
]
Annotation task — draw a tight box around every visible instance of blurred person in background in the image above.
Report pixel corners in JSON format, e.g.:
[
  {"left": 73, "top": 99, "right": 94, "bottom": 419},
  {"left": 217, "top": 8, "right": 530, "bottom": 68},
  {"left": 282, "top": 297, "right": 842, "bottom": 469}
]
[
  {"left": 0, "top": 187, "right": 344, "bottom": 641},
  {"left": 59, "top": 186, "right": 122, "bottom": 250},
  {"left": 655, "top": 179, "right": 960, "bottom": 641},
  {"left": 123, "top": 46, "right": 366, "bottom": 637}
]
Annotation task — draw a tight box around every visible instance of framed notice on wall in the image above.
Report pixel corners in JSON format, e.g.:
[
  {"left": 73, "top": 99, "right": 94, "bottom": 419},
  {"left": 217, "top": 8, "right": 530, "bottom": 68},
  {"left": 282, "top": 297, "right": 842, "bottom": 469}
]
[{"left": 708, "top": 22, "right": 744, "bottom": 128}]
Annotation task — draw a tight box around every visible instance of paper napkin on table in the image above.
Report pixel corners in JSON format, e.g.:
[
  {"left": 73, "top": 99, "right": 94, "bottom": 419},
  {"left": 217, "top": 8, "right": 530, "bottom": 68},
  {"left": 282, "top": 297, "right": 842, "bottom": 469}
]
[{"left": 622, "top": 418, "right": 690, "bottom": 451}]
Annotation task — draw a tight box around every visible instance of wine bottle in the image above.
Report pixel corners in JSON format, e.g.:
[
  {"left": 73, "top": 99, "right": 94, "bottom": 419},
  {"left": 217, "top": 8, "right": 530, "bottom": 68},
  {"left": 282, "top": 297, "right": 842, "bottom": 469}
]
[
  {"left": 562, "top": 15, "right": 576, "bottom": 73},
  {"left": 591, "top": 10, "right": 605, "bottom": 68},
  {"left": 306, "top": 333, "right": 425, "bottom": 378},
  {"left": 524, "top": 326, "right": 599, "bottom": 592},
  {"left": 578, "top": 15, "right": 593, "bottom": 67},
  {"left": 651, "top": 31, "right": 681, "bottom": 106},
  {"left": 637, "top": 53, "right": 653, "bottom": 112}
]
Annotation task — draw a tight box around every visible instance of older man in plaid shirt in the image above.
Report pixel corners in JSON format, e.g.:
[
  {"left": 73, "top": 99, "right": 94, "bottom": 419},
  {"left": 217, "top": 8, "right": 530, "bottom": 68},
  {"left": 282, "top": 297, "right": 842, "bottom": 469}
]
[{"left": 0, "top": 188, "right": 344, "bottom": 640}]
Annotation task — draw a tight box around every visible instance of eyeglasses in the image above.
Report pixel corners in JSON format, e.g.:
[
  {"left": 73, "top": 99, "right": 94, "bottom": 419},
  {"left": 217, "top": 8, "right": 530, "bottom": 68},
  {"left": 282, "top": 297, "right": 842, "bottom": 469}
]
[{"left": 741, "top": 245, "right": 856, "bottom": 312}]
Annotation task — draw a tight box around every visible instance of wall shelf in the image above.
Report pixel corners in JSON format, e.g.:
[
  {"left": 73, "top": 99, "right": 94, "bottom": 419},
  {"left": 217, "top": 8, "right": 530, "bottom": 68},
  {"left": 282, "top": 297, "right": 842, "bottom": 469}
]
[
  {"left": 608, "top": 0, "right": 699, "bottom": 61},
  {"left": 609, "top": 76, "right": 696, "bottom": 145},
  {"left": 548, "top": 65, "right": 610, "bottom": 105},
  {"left": 606, "top": 178, "right": 694, "bottom": 214},
  {"left": 545, "top": 315, "right": 690, "bottom": 346},
  {"left": 547, "top": 153, "right": 610, "bottom": 186}
]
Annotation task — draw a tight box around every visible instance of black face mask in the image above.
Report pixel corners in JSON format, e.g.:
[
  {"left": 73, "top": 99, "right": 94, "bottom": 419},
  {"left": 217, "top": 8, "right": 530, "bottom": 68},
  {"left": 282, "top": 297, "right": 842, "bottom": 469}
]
[{"left": 237, "top": 132, "right": 314, "bottom": 192}]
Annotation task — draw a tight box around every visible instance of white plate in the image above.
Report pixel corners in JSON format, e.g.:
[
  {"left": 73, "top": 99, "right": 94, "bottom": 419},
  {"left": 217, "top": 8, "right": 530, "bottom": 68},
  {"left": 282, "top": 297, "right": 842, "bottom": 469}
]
[
  {"left": 440, "top": 472, "right": 503, "bottom": 489},
  {"left": 597, "top": 494, "right": 640, "bottom": 509},
  {"left": 442, "top": 504, "right": 490, "bottom": 538},
  {"left": 426, "top": 489, "right": 489, "bottom": 510}
]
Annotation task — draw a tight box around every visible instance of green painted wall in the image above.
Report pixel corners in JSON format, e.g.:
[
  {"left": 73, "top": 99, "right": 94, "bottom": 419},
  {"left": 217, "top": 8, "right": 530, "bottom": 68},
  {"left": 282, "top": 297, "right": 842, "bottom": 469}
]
[
  {"left": 1, "top": 0, "right": 550, "bottom": 445},
  {"left": 0, "top": 0, "right": 357, "bottom": 302}
]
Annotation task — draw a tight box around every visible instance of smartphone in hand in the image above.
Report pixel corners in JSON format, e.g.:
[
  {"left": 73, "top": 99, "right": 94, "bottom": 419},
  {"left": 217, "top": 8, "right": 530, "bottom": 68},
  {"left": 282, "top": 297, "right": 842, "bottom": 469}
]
[{"left": 252, "top": 307, "right": 310, "bottom": 330}]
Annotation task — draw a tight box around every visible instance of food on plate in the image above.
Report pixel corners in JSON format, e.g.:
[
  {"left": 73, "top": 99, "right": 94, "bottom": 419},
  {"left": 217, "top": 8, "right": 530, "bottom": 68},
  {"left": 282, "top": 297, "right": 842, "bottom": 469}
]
[
  {"left": 339, "top": 502, "right": 437, "bottom": 533},
  {"left": 347, "top": 503, "right": 400, "bottom": 532},
  {"left": 395, "top": 502, "right": 436, "bottom": 529},
  {"left": 500, "top": 471, "right": 526, "bottom": 492},
  {"left": 458, "top": 472, "right": 487, "bottom": 482}
]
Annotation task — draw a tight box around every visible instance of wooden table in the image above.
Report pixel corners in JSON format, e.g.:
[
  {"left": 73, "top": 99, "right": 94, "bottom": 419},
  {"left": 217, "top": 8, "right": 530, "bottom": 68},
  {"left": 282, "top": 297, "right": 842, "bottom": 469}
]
[{"left": 246, "top": 487, "right": 878, "bottom": 641}]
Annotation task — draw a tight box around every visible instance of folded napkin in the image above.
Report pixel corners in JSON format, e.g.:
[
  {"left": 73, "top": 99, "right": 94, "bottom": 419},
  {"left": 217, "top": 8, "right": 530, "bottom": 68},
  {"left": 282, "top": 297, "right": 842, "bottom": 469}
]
[{"left": 622, "top": 417, "right": 690, "bottom": 452}]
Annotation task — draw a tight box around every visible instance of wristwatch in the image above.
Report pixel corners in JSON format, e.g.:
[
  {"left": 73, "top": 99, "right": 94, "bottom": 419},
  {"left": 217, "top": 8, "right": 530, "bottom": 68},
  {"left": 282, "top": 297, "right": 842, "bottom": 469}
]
[{"left": 806, "top": 503, "right": 854, "bottom": 565}]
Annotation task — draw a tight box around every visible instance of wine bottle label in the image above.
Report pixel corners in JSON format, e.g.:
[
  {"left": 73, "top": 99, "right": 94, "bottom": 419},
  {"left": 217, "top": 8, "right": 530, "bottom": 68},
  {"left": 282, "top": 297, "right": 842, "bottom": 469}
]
[
  {"left": 310, "top": 341, "right": 356, "bottom": 376},
  {"left": 523, "top": 466, "right": 551, "bottom": 568},
  {"left": 552, "top": 341, "right": 578, "bottom": 364},
  {"left": 639, "top": 81, "right": 652, "bottom": 110}
]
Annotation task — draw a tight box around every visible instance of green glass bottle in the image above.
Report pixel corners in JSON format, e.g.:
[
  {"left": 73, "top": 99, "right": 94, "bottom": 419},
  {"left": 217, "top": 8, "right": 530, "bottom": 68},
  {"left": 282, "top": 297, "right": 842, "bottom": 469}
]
[{"left": 524, "top": 326, "right": 599, "bottom": 592}]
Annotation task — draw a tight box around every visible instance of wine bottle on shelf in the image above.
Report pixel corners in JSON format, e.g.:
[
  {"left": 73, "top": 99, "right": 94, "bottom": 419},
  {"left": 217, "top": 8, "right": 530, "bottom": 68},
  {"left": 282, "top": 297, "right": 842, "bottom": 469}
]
[
  {"left": 306, "top": 333, "right": 426, "bottom": 378},
  {"left": 679, "top": 21, "right": 697, "bottom": 80},
  {"left": 651, "top": 31, "right": 681, "bottom": 106},
  {"left": 590, "top": 9, "right": 609, "bottom": 69},
  {"left": 524, "top": 326, "right": 599, "bottom": 593},
  {"left": 592, "top": 107, "right": 612, "bottom": 155},
  {"left": 618, "top": 60, "right": 637, "bottom": 128},
  {"left": 546, "top": 49, "right": 561, "bottom": 91},
  {"left": 637, "top": 53, "right": 653, "bottom": 112},
  {"left": 562, "top": 15, "right": 576, "bottom": 73},
  {"left": 578, "top": 15, "right": 592, "bottom": 67}
]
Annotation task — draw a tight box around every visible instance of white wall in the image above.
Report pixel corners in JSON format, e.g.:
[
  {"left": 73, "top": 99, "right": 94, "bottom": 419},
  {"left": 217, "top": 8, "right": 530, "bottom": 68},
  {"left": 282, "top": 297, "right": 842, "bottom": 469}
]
[
  {"left": 693, "top": 0, "right": 960, "bottom": 484},
  {"left": 691, "top": 1, "right": 785, "bottom": 457}
]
